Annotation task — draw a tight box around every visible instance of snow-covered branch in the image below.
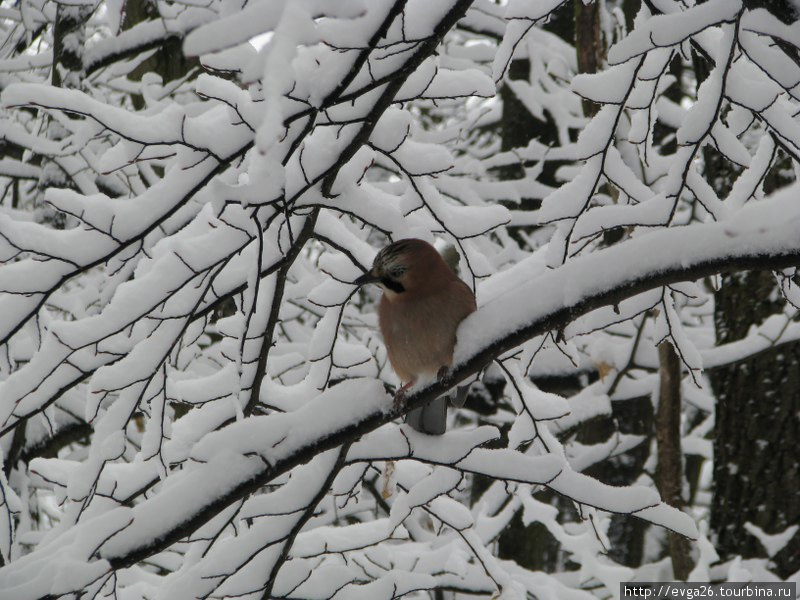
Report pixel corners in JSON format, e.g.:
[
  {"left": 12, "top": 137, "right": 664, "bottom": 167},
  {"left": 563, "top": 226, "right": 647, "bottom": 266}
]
[
  {"left": 2, "top": 0, "right": 799, "bottom": 595},
  {"left": 8, "top": 182, "right": 800, "bottom": 595}
]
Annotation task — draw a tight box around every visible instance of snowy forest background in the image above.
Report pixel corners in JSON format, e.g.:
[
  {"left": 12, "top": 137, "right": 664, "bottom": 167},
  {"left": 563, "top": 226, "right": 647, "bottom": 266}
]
[{"left": 0, "top": 0, "right": 798, "bottom": 598}]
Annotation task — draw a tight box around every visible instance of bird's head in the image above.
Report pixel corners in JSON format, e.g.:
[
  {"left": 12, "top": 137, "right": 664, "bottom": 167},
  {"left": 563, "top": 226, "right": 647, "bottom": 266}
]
[{"left": 354, "top": 238, "right": 449, "bottom": 298}]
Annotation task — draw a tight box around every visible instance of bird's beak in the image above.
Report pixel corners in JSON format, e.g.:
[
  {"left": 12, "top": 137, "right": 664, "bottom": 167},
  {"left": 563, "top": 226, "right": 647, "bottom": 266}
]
[{"left": 354, "top": 270, "right": 380, "bottom": 286}]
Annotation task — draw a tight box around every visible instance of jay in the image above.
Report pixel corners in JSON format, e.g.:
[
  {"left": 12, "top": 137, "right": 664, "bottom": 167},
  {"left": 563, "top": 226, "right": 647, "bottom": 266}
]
[{"left": 355, "top": 238, "right": 476, "bottom": 434}]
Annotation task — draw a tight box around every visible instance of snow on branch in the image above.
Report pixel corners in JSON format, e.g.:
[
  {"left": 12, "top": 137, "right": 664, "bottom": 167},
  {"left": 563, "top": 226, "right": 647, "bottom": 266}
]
[
  {"left": 7, "top": 183, "right": 800, "bottom": 596},
  {"left": 2, "top": 0, "right": 800, "bottom": 596}
]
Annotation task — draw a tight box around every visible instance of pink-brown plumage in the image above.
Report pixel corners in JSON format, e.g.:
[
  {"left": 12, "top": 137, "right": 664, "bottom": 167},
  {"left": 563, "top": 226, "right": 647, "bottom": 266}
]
[
  {"left": 355, "top": 239, "right": 476, "bottom": 434},
  {"left": 379, "top": 268, "right": 475, "bottom": 382}
]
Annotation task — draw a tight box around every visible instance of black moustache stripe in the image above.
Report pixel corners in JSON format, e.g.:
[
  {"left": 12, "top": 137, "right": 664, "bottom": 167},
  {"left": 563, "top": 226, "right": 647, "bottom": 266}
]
[{"left": 381, "top": 278, "right": 405, "bottom": 293}]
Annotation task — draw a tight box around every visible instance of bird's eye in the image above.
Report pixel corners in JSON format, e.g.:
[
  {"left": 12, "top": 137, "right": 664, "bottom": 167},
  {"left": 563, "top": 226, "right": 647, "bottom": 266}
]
[{"left": 389, "top": 266, "right": 405, "bottom": 278}]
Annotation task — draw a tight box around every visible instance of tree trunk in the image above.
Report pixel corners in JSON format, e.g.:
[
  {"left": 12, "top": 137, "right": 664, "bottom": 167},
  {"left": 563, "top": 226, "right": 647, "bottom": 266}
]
[
  {"left": 39, "top": 4, "right": 93, "bottom": 226},
  {"left": 575, "top": 0, "right": 602, "bottom": 116},
  {"left": 602, "top": 396, "right": 653, "bottom": 568},
  {"left": 655, "top": 342, "right": 693, "bottom": 580},
  {"left": 711, "top": 271, "right": 800, "bottom": 578},
  {"left": 705, "top": 55, "right": 799, "bottom": 573},
  {"left": 123, "top": 0, "right": 200, "bottom": 110}
]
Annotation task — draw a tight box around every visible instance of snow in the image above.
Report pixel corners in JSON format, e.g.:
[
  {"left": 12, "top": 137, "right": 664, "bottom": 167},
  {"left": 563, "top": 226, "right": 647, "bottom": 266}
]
[
  {"left": 573, "top": 193, "right": 673, "bottom": 240},
  {"left": 456, "top": 181, "right": 800, "bottom": 372},
  {"left": 676, "top": 28, "right": 730, "bottom": 147},
  {"left": 572, "top": 60, "right": 639, "bottom": 105},
  {"left": 0, "top": 0, "right": 796, "bottom": 596},
  {"left": 538, "top": 154, "right": 601, "bottom": 222},
  {"left": 350, "top": 425, "right": 500, "bottom": 464},
  {"left": 191, "top": 379, "right": 390, "bottom": 462},
  {"left": 394, "top": 466, "right": 463, "bottom": 525},
  {"left": 3, "top": 84, "right": 187, "bottom": 146},
  {"left": 100, "top": 451, "right": 264, "bottom": 558},
  {"left": 458, "top": 448, "right": 564, "bottom": 484},
  {"left": 397, "top": 63, "right": 496, "bottom": 102},
  {"left": 505, "top": 0, "right": 568, "bottom": 22},
  {"left": 184, "top": 1, "right": 288, "bottom": 58},
  {"left": 607, "top": 0, "right": 742, "bottom": 65},
  {"left": 742, "top": 523, "right": 799, "bottom": 558}
]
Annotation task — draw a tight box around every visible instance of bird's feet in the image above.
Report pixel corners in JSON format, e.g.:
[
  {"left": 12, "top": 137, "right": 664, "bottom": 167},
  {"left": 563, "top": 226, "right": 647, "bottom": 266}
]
[{"left": 393, "top": 380, "right": 414, "bottom": 410}]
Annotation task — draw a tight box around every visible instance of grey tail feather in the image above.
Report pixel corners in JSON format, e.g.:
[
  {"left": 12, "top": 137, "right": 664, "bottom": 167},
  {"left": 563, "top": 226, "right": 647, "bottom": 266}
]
[
  {"left": 451, "top": 383, "right": 471, "bottom": 408},
  {"left": 405, "top": 395, "right": 447, "bottom": 435}
]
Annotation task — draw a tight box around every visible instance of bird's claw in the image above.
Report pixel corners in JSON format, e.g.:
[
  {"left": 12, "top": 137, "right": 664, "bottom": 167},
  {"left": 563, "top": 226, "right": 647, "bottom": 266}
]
[{"left": 393, "top": 381, "right": 414, "bottom": 411}]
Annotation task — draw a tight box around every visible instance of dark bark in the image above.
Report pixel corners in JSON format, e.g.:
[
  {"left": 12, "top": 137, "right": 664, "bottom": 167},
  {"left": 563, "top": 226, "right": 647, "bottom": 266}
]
[
  {"left": 711, "top": 271, "right": 800, "bottom": 578},
  {"left": 575, "top": 0, "right": 602, "bottom": 116},
  {"left": 52, "top": 6, "right": 90, "bottom": 89},
  {"left": 123, "top": 0, "right": 200, "bottom": 110},
  {"left": 655, "top": 342, "right": 693, "bottom": 580},
  {"left": 576, "top": 388, "right": 653, "bottom": 568},
  {"left": 40, "top": 5, "right": 93, "bottom": 226},
  {"left": 497, "top": 59, "right": 538, "bottom": 183},
  {"left": 706, "top": 76, "right": 799, "bottom": 576},
  {"left": 621, "top": 0, "right": 639, "bottom": 33},
  {"left": 243, "top": 211, "right": 318, "bottom": 417},
  {"left": 495, "top": 1, "right": 571, "bottom": 189},
  {"left": 596, "top": 395, "right": 653, "bottom": 568},
  {"left": 497, "top": 495, "right": 577, "bottom": 573}
]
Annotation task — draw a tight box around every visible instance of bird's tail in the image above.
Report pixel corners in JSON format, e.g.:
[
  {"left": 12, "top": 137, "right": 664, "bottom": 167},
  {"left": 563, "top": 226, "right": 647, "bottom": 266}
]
[
  {"left": 451, "top": 383, "right": 472, "bottom": 408},
  {"left": 405, "top": 395, "right": 447, "bottom": 435}
]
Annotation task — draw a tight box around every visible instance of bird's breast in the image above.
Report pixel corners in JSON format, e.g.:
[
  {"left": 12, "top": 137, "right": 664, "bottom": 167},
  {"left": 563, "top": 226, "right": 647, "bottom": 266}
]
[{"left": 378, "top": 289, "right": 468, "bottom": 382}]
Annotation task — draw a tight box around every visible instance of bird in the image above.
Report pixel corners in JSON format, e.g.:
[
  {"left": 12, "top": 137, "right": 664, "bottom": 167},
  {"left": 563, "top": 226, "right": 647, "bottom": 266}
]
[{"left": 354, "top": 238, "right": 477, "bottom": 434}]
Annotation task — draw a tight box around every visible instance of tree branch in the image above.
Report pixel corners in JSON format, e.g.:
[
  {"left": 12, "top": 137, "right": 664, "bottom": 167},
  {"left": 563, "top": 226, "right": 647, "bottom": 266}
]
[{"left": 13, "top": 194, "right": 797, "bottom": 594}]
